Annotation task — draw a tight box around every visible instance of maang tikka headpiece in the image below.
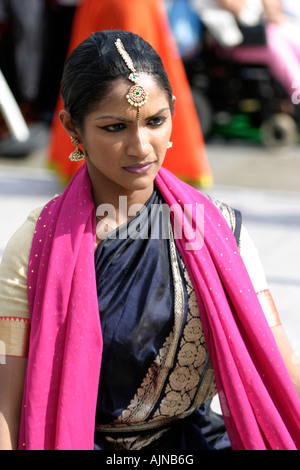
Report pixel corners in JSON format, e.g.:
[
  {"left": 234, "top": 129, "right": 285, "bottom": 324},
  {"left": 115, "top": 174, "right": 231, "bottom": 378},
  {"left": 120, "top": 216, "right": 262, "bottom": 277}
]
[{"left": 115, "top": 38, "right": 149, "bottom": 120}]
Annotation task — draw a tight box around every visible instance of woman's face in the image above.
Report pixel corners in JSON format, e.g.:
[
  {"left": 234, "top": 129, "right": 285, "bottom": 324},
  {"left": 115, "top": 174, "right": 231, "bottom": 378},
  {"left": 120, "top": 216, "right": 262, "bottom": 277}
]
[{"left": 79, "top": 74, "right": 172, "bottom": 199}]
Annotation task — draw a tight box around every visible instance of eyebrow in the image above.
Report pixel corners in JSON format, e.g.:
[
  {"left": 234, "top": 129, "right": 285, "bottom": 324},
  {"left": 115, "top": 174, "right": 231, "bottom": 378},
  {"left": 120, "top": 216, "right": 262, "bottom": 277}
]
[
  {"left": 94, "top": 107, "right": 170, "bottom": 123},
  {"left": 95, "top": 115, "right": 132, "bottom": 123}
]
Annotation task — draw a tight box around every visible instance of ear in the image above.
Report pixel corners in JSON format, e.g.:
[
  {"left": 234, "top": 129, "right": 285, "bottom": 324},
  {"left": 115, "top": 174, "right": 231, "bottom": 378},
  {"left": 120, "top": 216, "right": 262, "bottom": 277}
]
[
  {"left": 59, "top": 110, "right": 81, "bottom": 140},
  {"left": 170, "top": 95, "right": 176, "bottom": 116}
]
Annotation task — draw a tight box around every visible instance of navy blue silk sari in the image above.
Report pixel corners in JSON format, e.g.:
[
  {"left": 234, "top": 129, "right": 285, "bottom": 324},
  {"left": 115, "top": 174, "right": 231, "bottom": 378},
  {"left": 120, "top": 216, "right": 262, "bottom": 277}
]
[{"left": 94, "top": 187, "right": 229, "bottom": 450}]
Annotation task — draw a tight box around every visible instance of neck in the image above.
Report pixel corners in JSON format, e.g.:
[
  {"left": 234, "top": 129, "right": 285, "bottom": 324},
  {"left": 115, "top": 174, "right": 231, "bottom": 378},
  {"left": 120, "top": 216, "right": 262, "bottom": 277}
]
[{"left": 88, "top": 171, "right": 154, "bottom": 227}]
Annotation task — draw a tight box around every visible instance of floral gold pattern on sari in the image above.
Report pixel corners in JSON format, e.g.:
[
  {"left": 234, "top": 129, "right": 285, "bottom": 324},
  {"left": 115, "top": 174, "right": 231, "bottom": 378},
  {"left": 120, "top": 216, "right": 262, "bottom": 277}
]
[
  {"left": 98, "top": 231, "right": 217, "bottom": 450},
  {"left": 114, "top": 224, "right": 185, "bottom": 426},
  {"left": 153, "top": 261, "right": 217, "bottom": 421}
]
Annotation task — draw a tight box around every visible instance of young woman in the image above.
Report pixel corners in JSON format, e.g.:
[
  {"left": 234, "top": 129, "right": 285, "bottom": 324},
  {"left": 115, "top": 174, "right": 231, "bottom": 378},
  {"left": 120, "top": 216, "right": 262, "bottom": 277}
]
[
  {"left": 47, "top": 0, "right": 212, "bottom": 186},
  {"left": 0, "top": 30, "right": 299, "bottom": 451}
]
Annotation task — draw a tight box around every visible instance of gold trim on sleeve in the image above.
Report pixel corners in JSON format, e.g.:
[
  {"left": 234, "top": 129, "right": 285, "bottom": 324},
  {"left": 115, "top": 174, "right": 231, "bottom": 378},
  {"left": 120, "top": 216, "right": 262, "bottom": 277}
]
[
  {"left": 0, "top": 316, "right": 30, "bottom": 358},
  {"left": 257, "top": 290, "right": 281, "bottom": 328}
]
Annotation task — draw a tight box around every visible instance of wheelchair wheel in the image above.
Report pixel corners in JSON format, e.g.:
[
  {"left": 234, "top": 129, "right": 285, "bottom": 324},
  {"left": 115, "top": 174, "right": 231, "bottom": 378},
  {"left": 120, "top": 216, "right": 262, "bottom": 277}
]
[{"left": 260, "top": 113, "right": 299, "bottom": 148}]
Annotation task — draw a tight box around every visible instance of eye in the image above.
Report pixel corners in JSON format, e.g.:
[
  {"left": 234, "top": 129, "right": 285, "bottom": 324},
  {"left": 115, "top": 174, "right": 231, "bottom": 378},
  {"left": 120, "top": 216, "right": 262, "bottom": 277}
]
[
  {"left": 98, "top": 123, "right": 126, "bottom": 133},
  {"left": 147, "top": 116, "right": 167, "bottom": 127}
]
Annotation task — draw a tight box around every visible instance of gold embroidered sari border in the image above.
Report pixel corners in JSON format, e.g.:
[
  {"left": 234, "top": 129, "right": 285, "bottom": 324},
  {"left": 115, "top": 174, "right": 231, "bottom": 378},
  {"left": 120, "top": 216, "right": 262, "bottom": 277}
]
[
  {"left": 105, "top": 221, "right": 217, "bottom": 435},
  {"left": 0, "top": 316, "right": 30, "bottom": 358},
  {"left": 115, "top": 222, "right": 185, "bottom": 425},
  {"left": 96, "top": 408, "right": 195, "bottom": 433}
]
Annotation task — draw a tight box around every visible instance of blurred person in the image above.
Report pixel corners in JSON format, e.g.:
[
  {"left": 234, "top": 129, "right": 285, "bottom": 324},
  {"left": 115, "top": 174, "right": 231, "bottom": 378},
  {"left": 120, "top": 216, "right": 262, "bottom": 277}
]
[
  {"left": 165, "top": 0, "right": 203, "bottom": 58},
  {"left": 37, "top": 1, "right": 82, "bottom": 125},
  {"left": 192, "top": 0, "right": 300, "bottom": 105},
  {"left": 0, "top": 30, "right": 300, "bottom": 450},
  {"left": 0, "top": 1, "right": 81, "bottom": 145},
  {"left": 279, "top": 0, "right": 300, "bottom": 22},
  {"left": 190, "top": 0, "right": 264, "bottom": 47},
  {"left": 47, "top": 0, "right": 213, "bottom": 187},
  {"left": 0, "top": 0, "right": 45, "bottom": 121}
]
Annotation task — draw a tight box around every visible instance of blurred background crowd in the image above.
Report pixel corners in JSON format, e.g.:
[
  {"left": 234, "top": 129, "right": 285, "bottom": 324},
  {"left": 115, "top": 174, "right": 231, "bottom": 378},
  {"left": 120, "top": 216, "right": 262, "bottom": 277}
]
[{"left": 1, "top": 0, "right": 300, "bottom": 185}]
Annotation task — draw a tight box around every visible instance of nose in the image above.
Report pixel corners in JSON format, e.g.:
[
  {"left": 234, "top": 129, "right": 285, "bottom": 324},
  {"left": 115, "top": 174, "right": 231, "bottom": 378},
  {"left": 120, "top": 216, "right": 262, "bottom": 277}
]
[{"left": 126, "top": 125, "right": 151, "bottom": 158}]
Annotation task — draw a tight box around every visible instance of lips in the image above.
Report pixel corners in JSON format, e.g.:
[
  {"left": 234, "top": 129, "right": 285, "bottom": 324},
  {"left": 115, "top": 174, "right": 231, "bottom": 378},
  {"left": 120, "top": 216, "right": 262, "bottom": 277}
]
[{"left": 123, "top": 162, "right": 153, "bottom": 174}]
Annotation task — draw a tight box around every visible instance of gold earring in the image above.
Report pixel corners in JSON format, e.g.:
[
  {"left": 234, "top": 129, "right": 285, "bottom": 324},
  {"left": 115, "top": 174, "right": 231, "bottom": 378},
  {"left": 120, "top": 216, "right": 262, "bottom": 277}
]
[
  {"left": 69, "top": 137, "right": 85, "bottom": 162},
  {"left": 167, "top": 141, "right": 173, "bottom": 149}
]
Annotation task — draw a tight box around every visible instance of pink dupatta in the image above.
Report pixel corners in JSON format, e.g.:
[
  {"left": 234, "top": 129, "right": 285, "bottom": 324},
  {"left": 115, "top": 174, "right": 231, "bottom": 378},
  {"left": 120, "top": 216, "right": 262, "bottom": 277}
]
[{"left": 19, "top": 164, "right": 300, "bottom": 450}]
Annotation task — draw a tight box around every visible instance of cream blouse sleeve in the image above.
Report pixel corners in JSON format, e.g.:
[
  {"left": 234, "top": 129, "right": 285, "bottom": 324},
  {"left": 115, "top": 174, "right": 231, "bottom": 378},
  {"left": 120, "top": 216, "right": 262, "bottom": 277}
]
[
  {"left": 209, "top": 196, "right": 280, "bottom": 327},
  {"left": 239, "top": 224, "right": 268, "bottom": 293},
  {"left": 239, "top": 225, "right": 280, "bottom": 328},
  {"left": 0, "top": 207, "right": 41, "bottom": 358}
]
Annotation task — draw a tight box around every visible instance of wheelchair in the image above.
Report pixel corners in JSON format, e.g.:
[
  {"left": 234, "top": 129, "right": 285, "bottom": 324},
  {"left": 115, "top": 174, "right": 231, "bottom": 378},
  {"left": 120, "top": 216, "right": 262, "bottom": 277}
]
[{"left": 183, "top": 33, "right": 300, "bottom": 148}]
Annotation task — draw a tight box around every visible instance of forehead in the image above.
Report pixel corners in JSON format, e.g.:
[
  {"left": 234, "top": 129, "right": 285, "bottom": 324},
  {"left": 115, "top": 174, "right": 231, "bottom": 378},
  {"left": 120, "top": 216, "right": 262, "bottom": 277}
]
[{"left": 93, "top": 73, "right": 170, "bottom": 114}]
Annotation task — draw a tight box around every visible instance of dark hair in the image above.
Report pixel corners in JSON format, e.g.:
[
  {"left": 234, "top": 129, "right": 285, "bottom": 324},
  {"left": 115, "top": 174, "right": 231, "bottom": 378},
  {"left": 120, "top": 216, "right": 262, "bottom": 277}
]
[{"left": 61, "top": 30, "right": 174, "bottom": 129}]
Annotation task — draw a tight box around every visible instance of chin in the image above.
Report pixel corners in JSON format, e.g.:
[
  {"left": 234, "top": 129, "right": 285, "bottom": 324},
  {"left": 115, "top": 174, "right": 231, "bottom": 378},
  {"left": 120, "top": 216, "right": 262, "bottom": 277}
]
[{"left": 123, "top": 174, "right": 156, "bottom": 191}]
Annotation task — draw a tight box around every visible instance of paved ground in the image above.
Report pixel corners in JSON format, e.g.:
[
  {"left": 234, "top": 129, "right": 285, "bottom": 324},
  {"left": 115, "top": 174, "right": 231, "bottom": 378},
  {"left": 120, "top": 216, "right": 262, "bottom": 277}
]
[
  {"left": 0, "top": 137, "right": 299, "bottom": 358},
  {"left": 208, "top": 140, "right": 300, "bottom": 356}
]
